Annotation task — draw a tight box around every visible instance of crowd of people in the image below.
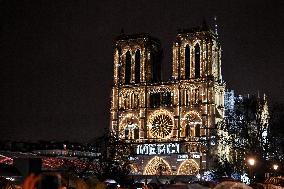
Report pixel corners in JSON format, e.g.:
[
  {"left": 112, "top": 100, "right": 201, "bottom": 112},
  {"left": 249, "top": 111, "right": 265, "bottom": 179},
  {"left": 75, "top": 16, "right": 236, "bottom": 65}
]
[{"left": 1, "top": 173, "right": 284, "bottom": 189}]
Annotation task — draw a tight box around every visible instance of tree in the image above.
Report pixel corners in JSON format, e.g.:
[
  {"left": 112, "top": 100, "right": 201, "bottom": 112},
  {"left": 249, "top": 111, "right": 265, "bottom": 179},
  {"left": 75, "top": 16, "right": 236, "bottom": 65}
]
[
  {"left": 267, "top": 102, "right": 284, "bottom": 170},
  {"left": 217, "top": 95, "right": 272, "bottom": 179}
]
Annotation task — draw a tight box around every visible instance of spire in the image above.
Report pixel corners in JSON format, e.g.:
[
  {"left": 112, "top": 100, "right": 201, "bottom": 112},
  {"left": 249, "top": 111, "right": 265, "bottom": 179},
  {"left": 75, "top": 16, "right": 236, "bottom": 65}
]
[
  {"left": 263, "top": 93, "right": 267, "bottom": 101},
  {"left": 214, "top": 16, "right": 218, "bottom": 36}
]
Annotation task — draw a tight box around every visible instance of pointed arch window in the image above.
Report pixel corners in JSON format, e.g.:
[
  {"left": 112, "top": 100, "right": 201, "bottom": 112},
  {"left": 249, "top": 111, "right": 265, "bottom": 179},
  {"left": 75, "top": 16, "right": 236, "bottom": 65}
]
[
  {"left": 135, "top": 50, "right": 140, "bottom": 83},
  {"left": 185, "top": 45, "right": 190, "bottom": 79},
  {"left": 125, "top": 51, "right": 131, "bottom": 84},
  {"left": 194, "top": 44, "right": 200, "bottom": 78}
]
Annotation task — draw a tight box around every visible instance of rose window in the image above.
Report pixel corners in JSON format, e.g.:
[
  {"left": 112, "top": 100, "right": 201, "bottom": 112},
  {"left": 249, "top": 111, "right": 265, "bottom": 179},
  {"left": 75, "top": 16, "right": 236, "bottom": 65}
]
[{"left": 149, "top": 112, "right": 173, "bottom": 138}]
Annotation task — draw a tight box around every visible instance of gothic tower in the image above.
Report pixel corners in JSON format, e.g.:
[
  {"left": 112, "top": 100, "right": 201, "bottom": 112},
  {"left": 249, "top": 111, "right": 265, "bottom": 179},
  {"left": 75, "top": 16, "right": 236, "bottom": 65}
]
[
  {"left": 111, "top": 34, "right": 162, "bottom": 140},
  {"left": 172, "top": 25, "right": 225, "bottom": 141},
  {"left": 110, "top": 25, "right": 225, "bottom": 176}
]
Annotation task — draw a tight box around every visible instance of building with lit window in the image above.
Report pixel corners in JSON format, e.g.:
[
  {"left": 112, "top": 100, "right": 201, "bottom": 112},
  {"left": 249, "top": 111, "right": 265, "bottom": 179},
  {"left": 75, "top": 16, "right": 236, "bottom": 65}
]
[{"left": 110, "top": 24, "right": 225, "bottom": 176}]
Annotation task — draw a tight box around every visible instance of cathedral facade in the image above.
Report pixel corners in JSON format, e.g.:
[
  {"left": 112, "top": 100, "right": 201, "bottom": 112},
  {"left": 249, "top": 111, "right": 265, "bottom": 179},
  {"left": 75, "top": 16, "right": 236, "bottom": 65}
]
[{"left": 110, "top": 25, "right": 225, "bottom": 176}]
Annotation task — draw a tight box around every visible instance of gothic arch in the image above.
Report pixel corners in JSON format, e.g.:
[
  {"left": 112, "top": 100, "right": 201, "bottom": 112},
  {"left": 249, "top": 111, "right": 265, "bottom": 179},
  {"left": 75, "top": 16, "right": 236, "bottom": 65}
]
[
  {"left": 177, "top": 159, "right": 199, "bottom": 175},
  {"left": 129, "top": 163, "right": 139, "bottom": 174},
  {"left": 181, "top": 111, "right": 202, "bottom": 137},
  {"left": 119, "top": 114, "right": 139, "bottom": 139},
  {"left": 185, "top": 44, "right": 191, "bottom": 79},
  {"left": 194, "top": 43, "right": 200, "bottom": 78},
  {"left": 132, "top": 92, "right": 139, "bottom": 109},
  {"left": 143, "top": 156, "right": 172, "bottom": 175},
  {"left": 135, "top": 49, "right": 140, "bottom": 83},
  {"left": 125, "top": 50, "right": 131, "bottom": 84}
]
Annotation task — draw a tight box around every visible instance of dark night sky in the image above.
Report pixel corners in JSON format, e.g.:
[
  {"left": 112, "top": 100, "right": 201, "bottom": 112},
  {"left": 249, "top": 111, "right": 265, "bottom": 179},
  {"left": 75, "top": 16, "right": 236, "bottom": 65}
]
[{"left": 1, "top": 0, "right": 284, "bottom": 142}]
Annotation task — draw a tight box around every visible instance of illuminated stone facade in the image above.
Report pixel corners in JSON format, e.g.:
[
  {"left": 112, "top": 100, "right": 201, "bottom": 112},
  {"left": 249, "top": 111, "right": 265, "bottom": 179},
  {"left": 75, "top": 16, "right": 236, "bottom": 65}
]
[{"left": 110, "top": 26, "right": 225, "bottom": 176}]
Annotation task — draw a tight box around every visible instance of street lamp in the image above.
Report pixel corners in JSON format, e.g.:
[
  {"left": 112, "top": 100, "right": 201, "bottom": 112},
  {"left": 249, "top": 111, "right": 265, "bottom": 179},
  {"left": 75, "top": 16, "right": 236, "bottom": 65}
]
[
  {"left": 248, "top": 158, "right": 255, "bottom": 166},
  {"left": 273, "top": 164, "right": 279, "bottom": 177},
  {"left": 273, "top": 164, "right": 278, "bottom": 171},
  {"left": 247, "top": 158, "right": 255, "bottom": 183}
]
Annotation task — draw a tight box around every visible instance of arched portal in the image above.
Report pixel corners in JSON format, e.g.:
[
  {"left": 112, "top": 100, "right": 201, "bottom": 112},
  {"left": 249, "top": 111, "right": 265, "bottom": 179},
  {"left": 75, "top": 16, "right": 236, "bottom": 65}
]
[
  {"left": 177, "top": 159, "right": 199, "bottom": 175},
  {"left": 119, "top": 114, "right": 139, "bottom": 139},
  {"left": 181, "top": 111, "right": 202, "bottom": 137},
  {"left": 143, "top": 156, "right": 172, "bottom": 175}
]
